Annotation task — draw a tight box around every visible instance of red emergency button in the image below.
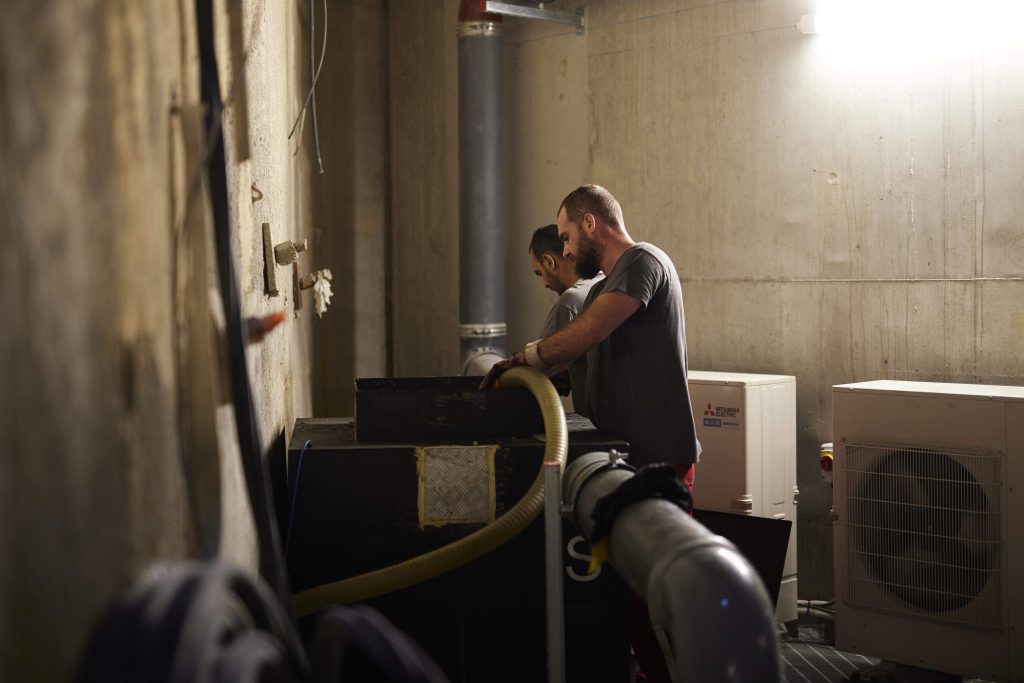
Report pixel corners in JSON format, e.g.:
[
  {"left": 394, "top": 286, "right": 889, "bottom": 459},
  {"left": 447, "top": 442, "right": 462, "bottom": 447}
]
[{"left": 820, "top": 453, "right": 834, "bottom": 472}]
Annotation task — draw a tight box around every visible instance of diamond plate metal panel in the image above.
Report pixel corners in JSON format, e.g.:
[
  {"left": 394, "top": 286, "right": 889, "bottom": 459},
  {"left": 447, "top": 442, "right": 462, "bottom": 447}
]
[{"left": 418, "top": 445, "right": 497, "bottom": 526}]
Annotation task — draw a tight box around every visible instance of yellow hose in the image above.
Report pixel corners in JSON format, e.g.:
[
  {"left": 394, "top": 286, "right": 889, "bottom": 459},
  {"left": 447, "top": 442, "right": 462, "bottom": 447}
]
[{"left": 292, "top": 367, "right": 567, "bottom": 616}]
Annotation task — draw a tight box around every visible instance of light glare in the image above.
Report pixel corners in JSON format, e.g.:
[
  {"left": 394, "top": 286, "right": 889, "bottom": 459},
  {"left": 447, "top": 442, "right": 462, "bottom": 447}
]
[{"left": 810, "top": 0, "right": 1024, "bottom": 65}]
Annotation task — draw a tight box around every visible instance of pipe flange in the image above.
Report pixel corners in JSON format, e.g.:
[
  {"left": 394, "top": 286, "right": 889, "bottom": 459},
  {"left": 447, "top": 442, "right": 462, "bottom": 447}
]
[
  {"left": 459, "top": 323, "right": 507, "bottom": 340},
  {"left": 563, "top": 451, "right": 635, "bottom": 532},
  {"left": 461, "top": 347, "right": 505, "bottom": 376}
]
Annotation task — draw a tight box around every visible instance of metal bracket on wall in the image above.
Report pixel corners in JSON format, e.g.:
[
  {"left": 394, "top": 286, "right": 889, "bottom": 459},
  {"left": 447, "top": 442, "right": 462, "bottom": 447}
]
[
  {"left": 262, "top": 222, "right": 278, "bottom": 296},
  {"left": 483, "top": 2, "right": 585, "bottom": 34}
]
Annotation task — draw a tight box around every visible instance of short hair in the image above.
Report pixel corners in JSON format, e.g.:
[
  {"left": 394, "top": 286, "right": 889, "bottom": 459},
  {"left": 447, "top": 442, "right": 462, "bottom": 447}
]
[
  {"left": 528, "top": 224, "right": 563, "bottom": 258},
  {"left": 558, "top": 184, "right": 624, "bottom": 230}
]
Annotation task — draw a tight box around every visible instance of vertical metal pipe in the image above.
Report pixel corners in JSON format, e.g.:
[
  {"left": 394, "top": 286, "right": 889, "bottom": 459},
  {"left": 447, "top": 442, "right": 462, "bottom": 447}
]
[
  {"left": 457, "top": 1, "right": 506, "bottom": 373},
  {"left": 544, "top": 462, "right": 566, "bottom": 683}
]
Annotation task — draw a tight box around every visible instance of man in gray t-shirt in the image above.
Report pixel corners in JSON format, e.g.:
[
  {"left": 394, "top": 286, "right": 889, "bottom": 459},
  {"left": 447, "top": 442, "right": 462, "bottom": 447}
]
[
  {"left": 486, "top": 186, "right": 702, "bottom": 683},
  {"left": 484, "top": 185, "right": 700, "bottom": 470},
  {"left": 528, "top": 224, "right": 603, "bottom": 416},
  {"left": 580, "top": 242, "right": 696, "bottom": 466}
]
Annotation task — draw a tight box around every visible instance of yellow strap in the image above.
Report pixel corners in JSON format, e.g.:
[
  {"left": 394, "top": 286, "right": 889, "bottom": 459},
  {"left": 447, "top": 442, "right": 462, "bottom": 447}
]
[{"left": 587, "top": 540, "right": 610, "bottom": 575}]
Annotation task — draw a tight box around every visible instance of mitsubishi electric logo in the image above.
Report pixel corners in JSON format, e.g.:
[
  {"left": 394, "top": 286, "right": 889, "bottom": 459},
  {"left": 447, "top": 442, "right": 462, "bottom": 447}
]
[
  {"left": 703, "top": 403, "right": 740, "bottom": 418},
  {"left": 701, "top": 404, "right": 741, "bottom": 429}
]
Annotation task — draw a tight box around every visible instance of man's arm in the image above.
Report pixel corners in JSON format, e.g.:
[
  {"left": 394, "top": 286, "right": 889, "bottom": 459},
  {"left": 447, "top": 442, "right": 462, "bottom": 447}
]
[
  {"left": 536, "top": 291, "right": 641, "bottom": 366},
  {"left": 480, "top": 291, "right": 641, "bottom": 388}
]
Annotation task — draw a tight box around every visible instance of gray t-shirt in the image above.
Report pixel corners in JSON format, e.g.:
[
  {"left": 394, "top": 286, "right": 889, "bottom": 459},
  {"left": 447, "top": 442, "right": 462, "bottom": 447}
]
[
  {"left": 541, "top": 276, "right": 603, "bottom": 416},
  {"left": 583, "top": 243, "right": 701, "bottom": 467}
]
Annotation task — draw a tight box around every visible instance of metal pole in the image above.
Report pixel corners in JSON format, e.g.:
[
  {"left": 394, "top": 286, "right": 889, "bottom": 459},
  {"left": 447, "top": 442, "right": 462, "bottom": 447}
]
[
  {"left": 457, "top": 2, "right": 506, "bottom": 373},
  {"left": 544, "top": 462, "right": 566, "bottom": 683}
]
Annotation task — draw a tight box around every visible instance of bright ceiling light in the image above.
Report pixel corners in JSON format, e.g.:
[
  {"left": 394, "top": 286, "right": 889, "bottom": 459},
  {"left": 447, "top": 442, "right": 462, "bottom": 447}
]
[{"left": 798, "top": 0, "right": 1024, "bottom": 67}]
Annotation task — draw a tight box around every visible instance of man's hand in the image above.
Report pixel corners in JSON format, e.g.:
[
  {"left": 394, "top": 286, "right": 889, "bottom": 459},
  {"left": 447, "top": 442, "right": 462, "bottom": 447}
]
[
  {"left": 479, "top": 351, "right": 527, "bottom": 389},
  {"left": 550, "top": 369, "right": 572, "bottom": 396}
]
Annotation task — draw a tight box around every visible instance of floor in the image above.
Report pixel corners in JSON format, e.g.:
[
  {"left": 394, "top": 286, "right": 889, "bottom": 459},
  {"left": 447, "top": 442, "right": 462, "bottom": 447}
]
[
  {"left": 781, "top": 639, "right": 879, "bottom": 683},
  {"left": 779, "top": 637, "right": 994, "bottom": 683}
]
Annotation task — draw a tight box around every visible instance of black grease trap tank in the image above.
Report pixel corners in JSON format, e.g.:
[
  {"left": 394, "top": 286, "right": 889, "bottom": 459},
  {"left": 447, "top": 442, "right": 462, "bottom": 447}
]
[{"left": 283, "top": 377, "right": 631, "bottom": 683}]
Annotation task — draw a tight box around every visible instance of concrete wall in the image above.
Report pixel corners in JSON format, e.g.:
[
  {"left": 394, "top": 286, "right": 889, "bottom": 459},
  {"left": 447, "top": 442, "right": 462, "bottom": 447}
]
[
  {"left": 389, "top": 0, "right": 462, "bottom": 376},
  {"left": 217, "top": 0, "right": 314, "bottom": 569},
  {"left": 389, "top": 0, "right": 1024, "bottom": 598},
  {"left": 0, "top": 0, "right": 315, "bottom": 679},
  {"left": 2, "top": 1, "right": 1022, "bottom": 676},
  {"left": 311, "top": 0, "right": 389, "bottom": 417}
]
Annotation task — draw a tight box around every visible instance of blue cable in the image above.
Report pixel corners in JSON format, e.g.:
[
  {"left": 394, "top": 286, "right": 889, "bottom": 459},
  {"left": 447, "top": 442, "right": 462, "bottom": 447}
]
[{"left": 284, "top": 440, "right": 313, "bottom": 560}]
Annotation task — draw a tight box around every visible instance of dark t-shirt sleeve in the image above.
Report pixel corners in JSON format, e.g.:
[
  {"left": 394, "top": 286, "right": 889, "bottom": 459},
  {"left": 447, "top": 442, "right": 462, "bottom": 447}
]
[{"left": 600, "top": 248, "right": 664, "bottom": 310}]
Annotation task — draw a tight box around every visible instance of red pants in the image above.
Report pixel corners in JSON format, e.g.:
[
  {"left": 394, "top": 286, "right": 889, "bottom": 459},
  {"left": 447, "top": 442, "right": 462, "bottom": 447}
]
[{"left": 630, "top": 463, "right": 695, "bottom": 682}]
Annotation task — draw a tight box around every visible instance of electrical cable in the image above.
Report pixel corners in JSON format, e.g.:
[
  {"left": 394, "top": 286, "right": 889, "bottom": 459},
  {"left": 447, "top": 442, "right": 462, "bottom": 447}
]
[
  {"left": 170, "top": 0, "right": 268, "bottom": 561},
  {"left": 284, "top": 439, "right": 313, "bottom": 560},
  {"left": 308, "top": 0, "right": 324, "bottom": 173},
  {"left": 797, "top": 599, "right": 836, "bottom": 620},
  {"left": 798, "top": 599, "right": 835, "bottom": 610},
  {"left": 287, "top": 0, "right": 327, "bottom": 152},
  {"left": 195, "top": 0, "right": 292, "bottom": 612}
]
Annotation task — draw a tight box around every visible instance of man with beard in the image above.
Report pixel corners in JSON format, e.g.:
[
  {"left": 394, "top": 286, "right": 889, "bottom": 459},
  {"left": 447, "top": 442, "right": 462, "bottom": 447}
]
[
  {"left": 483, "top": 185, "right": 700, "bottom": 683},
  {"left": 484, "top": 184, "right": 700, "bottom": 475},
  {"left": 528, "top": 223, "right": 604, "bottom": 416}
]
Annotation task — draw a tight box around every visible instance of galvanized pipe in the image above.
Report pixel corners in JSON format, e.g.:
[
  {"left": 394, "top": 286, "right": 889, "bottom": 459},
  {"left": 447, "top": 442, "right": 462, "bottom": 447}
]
[
  {"left": 544, "top": 461, "right": 566, "bottom": 683},
  {"left": 564, "top": 453, "right": 783, "bottom": 683},
  {"left": 457, "top": 1, "right": 506, "bottom": 372}
]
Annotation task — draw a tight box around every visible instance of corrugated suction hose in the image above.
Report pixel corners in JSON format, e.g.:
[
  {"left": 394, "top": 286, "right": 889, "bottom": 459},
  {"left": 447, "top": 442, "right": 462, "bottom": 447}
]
[{"left": 292, "top": 367, "right": 567, "bottom": 616}]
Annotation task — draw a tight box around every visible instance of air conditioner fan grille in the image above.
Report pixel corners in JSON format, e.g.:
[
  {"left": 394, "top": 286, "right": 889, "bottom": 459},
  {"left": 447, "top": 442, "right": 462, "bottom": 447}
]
[{"left": 843, "top": 439, "right": 1002, "bottom": 629}]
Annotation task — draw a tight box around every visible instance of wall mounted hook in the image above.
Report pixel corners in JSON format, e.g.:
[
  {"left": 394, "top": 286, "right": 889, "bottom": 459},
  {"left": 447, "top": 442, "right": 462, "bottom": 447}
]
[
  {"left": 274, "top": 238, "right": 307, "bottom": 266},
  {"left": 262, "top": 223, "right": 278, "bottom": 296}
]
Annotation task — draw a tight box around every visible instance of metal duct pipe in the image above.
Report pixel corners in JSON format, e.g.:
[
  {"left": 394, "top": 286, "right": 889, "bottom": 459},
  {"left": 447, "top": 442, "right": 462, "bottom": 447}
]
[
  {"left": 564, "top": 453, "right": 783, "bottom": 683},
  {"left": 457, "top": 1, "right": 506, "bottom": 373}
]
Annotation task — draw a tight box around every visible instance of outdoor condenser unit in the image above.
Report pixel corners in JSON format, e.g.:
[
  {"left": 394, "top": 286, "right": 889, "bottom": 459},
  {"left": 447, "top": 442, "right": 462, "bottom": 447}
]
[
  {"left": 832, "top": 380, "right": 1024, "bottom": 682},
  {"left": 687, "top": 371, "right": 798, "bottom": 624}
]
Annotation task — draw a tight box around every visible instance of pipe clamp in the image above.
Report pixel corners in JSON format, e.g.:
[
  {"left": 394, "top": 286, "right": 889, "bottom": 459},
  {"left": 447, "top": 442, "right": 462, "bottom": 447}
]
[{"left": 459, "top": 323, "right": 507, "bottom": 339}]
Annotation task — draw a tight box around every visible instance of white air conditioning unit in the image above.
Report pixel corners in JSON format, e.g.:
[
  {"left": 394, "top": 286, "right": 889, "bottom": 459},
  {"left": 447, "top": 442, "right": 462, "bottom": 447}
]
[
  {"left": 832, "top": 380, "right": 1024, "bottom": 682},
  {"left": 688, "top": 371, "right": 798, "bottom": 624}
]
